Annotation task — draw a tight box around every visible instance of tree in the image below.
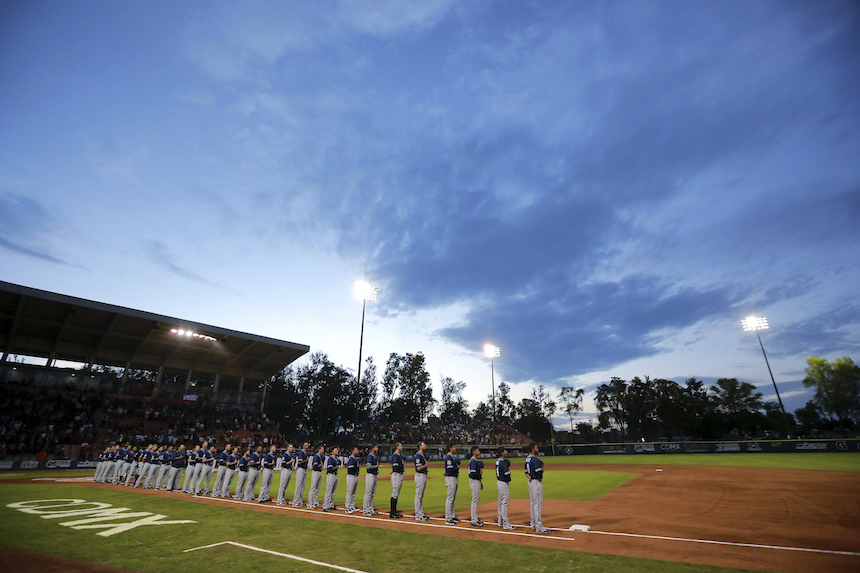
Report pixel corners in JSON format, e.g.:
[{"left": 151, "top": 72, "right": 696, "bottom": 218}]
[
  {"left": 265, "top": 366, "right": 303, "bottom": 434},
  {"left": 558, "top": 386, "right": 584, "bottom": 432},
  {"left": 709, "top": 378, "right": 764, "bottom": 436},
  {"left": 595, "top": 377, "right": 628, "bottom": 440},
  {"left": 440, "top": 376, "right": 468, "bottom": 423},
  {"left": 353, "top": 357, "right": 378, "bottom": 429},
  {"left": 379, "top": 352, "right": 435, "bottom": 424},
  {"left": 496, "top": 381, "right": 516, "bottom": 424},
  {"left": 803, "top": 356, "right": 860, "bottom": 435},
  {"left": 513, "top": 397, "right": 551, "bottom": 440},
  {"left": 294, "top": 352, "right": 354, "bottom": 436}
]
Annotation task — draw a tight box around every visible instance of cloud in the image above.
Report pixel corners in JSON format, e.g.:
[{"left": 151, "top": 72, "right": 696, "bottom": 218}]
[
  {"left": 144, "top": 240, "right": 211, "bottom": 284},
  {"left": 0, "top": 192, "right": 68, "bottom": 265},
  {"left": 769, "top": 302, "right": 860, "bottom": 358}
]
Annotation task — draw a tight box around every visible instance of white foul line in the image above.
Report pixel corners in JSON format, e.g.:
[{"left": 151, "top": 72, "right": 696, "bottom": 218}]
[
  {"left": 584, "top": 530, "right": 860, "bottom": 557},
  {"left": 184, "top": 540, "right": 369, "bottom": 572}
]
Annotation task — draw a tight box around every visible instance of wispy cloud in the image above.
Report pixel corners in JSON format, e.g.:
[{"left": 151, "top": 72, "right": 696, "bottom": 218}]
[{"left": 0, "top": 192, "right": 68, "bottom": 265}]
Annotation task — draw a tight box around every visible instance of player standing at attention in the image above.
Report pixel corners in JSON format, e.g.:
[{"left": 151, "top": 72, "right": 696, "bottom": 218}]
[
  {"left": 308, "top": 445, "right": 325, "bottom": 509},
  {"left": 195, "top": 445, "right": 217, "bottom": 496},
  {"left": 362, "top": 444, "right": 379, "bottom": 516},
  {"left": 413, "top": 441, "right": 429, "bottom": 521},
  {"left": 134, "top": 445, "right": 153, "bottom": 488},
  {"left": 525, "top": 444, "right": 550, "bottom": 534},
  {"left": 243, "top": 445, "right": 263, "bottom": 501},
  {"left": 165, "top": 445, "right": 186, "bottom": 492},
  {"left": 146, "top": 445, "right": 163, "bottom": 489},
  {"left": 344, "top": 447, "right": 360, "bottom": 514},
  {"left": 277, "top": 444, "right": 295, "bottom": 506},
  {"left": 293, "top": 442, "right": 310, "bottom": 507},
  {"left": 444, "top": 444, "right": 461, "bottom": 524},
  {"left": 156, "top": 446, "right": 173, "bottom": 489},
  {"left": 495, "top": 447, "right": 514, "bottom": 529},
  {"left": 468, "top": 446, "right": 484, "bottom": 527},
  {"left": 389, "top": 442, "right": 405, "bottom": 519},
  {"left": 210, "top": 443, "right": 231, "bottom": 498},
  {"left": 323, "top": 446, "right": 340, "bottom": 511},
  {"left": 181, "top": 445, "right": 199, "bottom": 494},
  {"left": 220, "top": 446, "right": 238, "bottom": 498},
  {"left": 258, "top": 444, "right": 277, "bottom": 503},
  {"left": 233, "top": 449, "right": 250, "bottom": 499}
]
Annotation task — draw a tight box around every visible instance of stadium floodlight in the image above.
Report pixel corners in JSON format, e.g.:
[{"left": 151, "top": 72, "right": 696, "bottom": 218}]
[
  {"left": 170, "top": 328, "right": 217, "bottom": 342},
  {"left": 740, "top": 316, "right": 790, "bottom": 436},
  {"left": 354, "top": 279, "right": 378, "bottom": 431},
  {"left": 353, "top": 280, "right": 377, "bottom": 302},
  {"left": 484, "top": 345, "right": 500, "bottom": 421}
]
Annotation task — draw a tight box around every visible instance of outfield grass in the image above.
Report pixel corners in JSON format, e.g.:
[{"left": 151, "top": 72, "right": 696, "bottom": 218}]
[
  {"left": 0, "top": 483, "right": 763, "bottom": 573},
  {"left": 542, "top": 452, "right": 860, "bottom": 472}
]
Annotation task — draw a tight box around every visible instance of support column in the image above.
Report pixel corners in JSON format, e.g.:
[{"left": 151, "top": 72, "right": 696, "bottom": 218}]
[
  {"left": 261, "top": 379, "right": 268, "bottom": 411},
  {"left": 184, "top": 369, "right": 192, "bottom": 396},
  {"left": 237, "top": 377, "right": 244, "bottom": 405},
  {"left": 151, "top": 366, "right": 164, "bottom": 397},
  {"left": 119, "top": 362, "right": 130, "bottom": 394},
  {"left": 213, "top": 373, "right": 220, "bottom": 402}
]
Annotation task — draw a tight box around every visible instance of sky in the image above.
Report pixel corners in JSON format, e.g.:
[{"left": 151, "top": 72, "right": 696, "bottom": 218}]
[{"left": 2, "top": 0, "right": 859, "bottom": 427}]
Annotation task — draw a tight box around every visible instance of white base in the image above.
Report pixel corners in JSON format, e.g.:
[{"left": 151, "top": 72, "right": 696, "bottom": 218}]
[{"left": 569, "top": 524, "right": 591, "bottom": 531}]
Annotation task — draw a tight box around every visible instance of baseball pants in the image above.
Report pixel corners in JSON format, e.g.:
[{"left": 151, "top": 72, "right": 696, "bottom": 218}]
[
  {"left": 323, "top": 472, "right": 338, "bottom": 510},
  {"left": 109, "top": 461, "right": 121, "bottom": 483},
  {"left": 120, "top": 461, "right": 132, "bottom": 482},
  {"left": 234, "top": 470, "right": 248, "bottom": 499},
  {"left": 362, "top": 474, "right": 377, "bottom": 515},
  {"left": 211, "top": 467, "right": 226, "bottom": 496},
  {"left": 345, "top": 474, "right": 358, "bottom": 512},
  {"left": 182, "top": 464, "right": 198, "bottom": 492},
  {"left": 445, "top": 476, "right": 458, "bottom": 520},
  {"left": 134, "top": 462, "right": 152, "bottom": 487},
  {"left": 143, "top": 463, "right": 159, "bottom": 488},
  {"left": 93, "top": 461, "right": 103, "bottom": 482},
  {"left": 497, "top": 480, "right": 510, "bottom": 526},
  {"left": 527, "top": 479, "right": 544, "bottom": 529},
  {"left": 308, "top": 471, "right": 322, "bottom": 508},
  {"left": 258, "top": 468, "right": 274, "bottom": 501},
  {"left": 123, "top": 461, "right": 138, "bottom": 485},
  {"left": 156, "top": 464, "right": 170, "bottom": 488},
  {"left": 292, "top": 468, "right": 306, "bottom": 506},
  {"left": 195, "top": 464, "right": 214, "bottom": 494},
  {"left": 277, "top": 468, "right": 293, "bottom": 505},
  {"left": 469, "top": 478, "right": 482, "bottom": 523},
  {"left": 413, "top": 473, "right": 427, "bottom": 519},
  {"left": 166, "top": 467, "right": 182, "bottom": 491},
  {"left": 220, "top": 468, "right": 235, "bottom": 497},
  {"left": 243, "top": 468, "right": 260, "bottom": 500},
  {"left": 391, "top": 472, "right": 403, "bottom": 500}
]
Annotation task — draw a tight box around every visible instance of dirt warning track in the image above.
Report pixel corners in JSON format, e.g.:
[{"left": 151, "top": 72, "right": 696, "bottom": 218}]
[{"left": 17, "top": 464, "right": 860, "bottom": 573}]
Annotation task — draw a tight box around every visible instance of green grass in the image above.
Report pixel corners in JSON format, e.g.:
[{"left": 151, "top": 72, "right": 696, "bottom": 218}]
[
  {"left": 0, "top": 482, "right": 763, "bottom": 573},
  {"left": 542, "top": 452, "right": 860, "bottom": 472}
]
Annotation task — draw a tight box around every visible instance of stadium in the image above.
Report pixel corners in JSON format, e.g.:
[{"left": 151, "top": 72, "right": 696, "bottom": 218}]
[
  {"left": 2, "top": 281, "right": 859, "bottom": 572},
  {"left": 3, "top": 2, "right": 860, "bottom": 572}
]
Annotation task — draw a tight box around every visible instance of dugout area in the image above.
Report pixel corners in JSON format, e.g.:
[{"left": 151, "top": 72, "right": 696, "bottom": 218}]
[{"left": 1, "top": 457, "right": 859, "bottom": 573}]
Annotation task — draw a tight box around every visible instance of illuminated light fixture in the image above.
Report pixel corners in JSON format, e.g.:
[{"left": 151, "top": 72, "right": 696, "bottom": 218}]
[
  {"left": 170, "top": 328, "right": 217, "bottom": 342},
  {"left": 484, "top": 344, "right": 500, "bottom": 358},
  {"left": 741, "top": 316, "right": 769, "bottom": 331},
  {"left": 353, "top": 280, "right": 378, "bottom": 302}
]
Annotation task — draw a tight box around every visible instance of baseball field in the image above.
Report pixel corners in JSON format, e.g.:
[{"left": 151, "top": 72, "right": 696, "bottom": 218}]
[{"left": 1, "top": 453, "right": 858, "bottom": 573}]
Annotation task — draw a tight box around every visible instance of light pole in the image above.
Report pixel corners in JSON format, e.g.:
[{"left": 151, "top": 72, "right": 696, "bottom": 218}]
[
  {"left": 741, "top": 316, "right": 791, "bottom": 438},
  {"left": 354, "top": 280, "right": 377, "bottom": 434},
  {"left": 484, "top": 344, "right": 500, "bottom": 422}
]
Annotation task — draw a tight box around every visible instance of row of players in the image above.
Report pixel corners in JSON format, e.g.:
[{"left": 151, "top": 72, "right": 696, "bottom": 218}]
[{"left": 93, "top": 441, "right": 550, "bottom": 533}]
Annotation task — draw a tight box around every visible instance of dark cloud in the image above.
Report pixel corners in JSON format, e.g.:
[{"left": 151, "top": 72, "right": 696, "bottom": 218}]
[
  {"left": 0, "top": 192, "right": 67, "bottom": 265},
  {"left": 768, "top": 303, "right": 860, "bottom": 358}
]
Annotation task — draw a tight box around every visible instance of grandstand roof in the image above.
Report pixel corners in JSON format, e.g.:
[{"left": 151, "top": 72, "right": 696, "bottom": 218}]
[{"left": 0, "top": 280, "right": 309, "bottom": 382}]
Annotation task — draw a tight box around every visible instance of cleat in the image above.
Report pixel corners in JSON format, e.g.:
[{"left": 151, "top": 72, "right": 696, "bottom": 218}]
[
  {"left": 503, "top": 524, "right": 515, "bottom": 530},
  {"left": 535, "top": 527, "right": 551, "bottom": 534},
  {"left": 471, "top": 520, "right": 484, "bottom": 527},
  {"left": 452, "top": 517, "right": 461, "bottom": 523},
  {"left": 445, "top": 519, "right": 457, "bottom": 525}
]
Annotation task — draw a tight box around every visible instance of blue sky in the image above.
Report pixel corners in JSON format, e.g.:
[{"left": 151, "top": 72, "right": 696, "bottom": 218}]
[{"left": 2, "top": 0, "right": 859, "bottom": 425}]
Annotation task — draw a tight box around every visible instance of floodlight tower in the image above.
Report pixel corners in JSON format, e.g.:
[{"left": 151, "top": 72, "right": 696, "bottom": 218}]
[
  {"left": 484, "top": 344, "right": 500, "bottom": 421},
  {"left": 354, "top": 280, "right": 378, "bottom": 433},
  {"left": 741, "top": 316, "right": 791, "bottom": 437}
]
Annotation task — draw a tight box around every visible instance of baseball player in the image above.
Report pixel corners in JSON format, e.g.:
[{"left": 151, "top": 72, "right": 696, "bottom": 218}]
[
  {"left": 109, "top": 445, "right": 124, "bottom": 483},
  {"left": 344, "top": 447, "right": 360, "bottom": 514},
  {"left": 525, "top": 444, "right": 549, "bottom": 534},
  {"left": 210, "top": 443, "right": 231, "bottom": 497},
  {"left": 277, "top": 444, "right": 295, "bottom": 506},
  {"left": 195, "top": 444, "right": 217, "bottom": 496},
  {"left": 468, "top": 446, "right": 484, "bottom": 527},
  {"left": 292, "top": 442, "right": 310, "bottom": 507},
  {"left": 124, "top": 446, "right": 142, "bottom": 486},
  {"left": 234, "top": 449, "right": 250, "bottom": 499},
  {"left": 165, "top": 445, "right": 186, "bottom": 492},
  {"left": 144, "top": 445, "right": 163, "bottom": 488},
  {"left": 444, "top": 444, "right": 461, "bottom": 524},
  {"left": 156, "top": 445, "right": 173, "bottom": 489},
  {"left": 181, "top": 445, "right": 200, "bottom": 493},
  {"left": 389, "top": 442, "right": 405, "bottom": 519},
  {"left": 134, "top": 445, "right": 153, "bottom": 487},
  {"left": 413, "top": 441, "right": 429, "bottom": 521},
  {"left": 220, "top": 446, "right": 239, "bottom": 497},
  {"left": 243, "top": 445, "right": 263, "bottom": 501},
  {"left": 362, "top": 444, "right": 379, "bottom": 516},
  {"left": 94, "top": 447, "right": 110, "bottom": 482},
  {"left": 323, "top": 446, "right": 340, "bottom": 511},
  {"left": 258, "top": 445, "right": 277, "bottom": 502},
  {"left": 307, "top": 445, "right": 325, "bottom": 509},
  {"left": 495, "top": 446, "right": 514, "bottom": 529}
]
